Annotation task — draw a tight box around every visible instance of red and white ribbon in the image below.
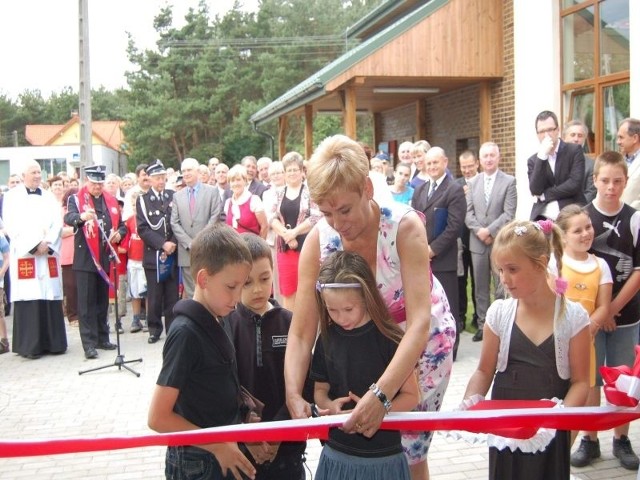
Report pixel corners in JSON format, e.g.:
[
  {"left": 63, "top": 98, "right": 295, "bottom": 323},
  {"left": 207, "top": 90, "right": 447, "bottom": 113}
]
[{"left": 1, "top": 402, "right": 639, "bottom": 458}]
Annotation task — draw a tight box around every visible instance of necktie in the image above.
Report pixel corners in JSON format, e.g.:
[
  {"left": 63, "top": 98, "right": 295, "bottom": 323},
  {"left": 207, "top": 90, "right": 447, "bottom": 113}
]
[
  {"left": 427, "top": 181, "right": 437, "bottom": 199},
  {"left": 27, "top": 188, "right": 42, "bottom": 195},
  {"left": 484, "top": 176, "right": 492, "bottom": 204},
  {"left": 189, "top": 187, "right": 196, "bottom": 215}
]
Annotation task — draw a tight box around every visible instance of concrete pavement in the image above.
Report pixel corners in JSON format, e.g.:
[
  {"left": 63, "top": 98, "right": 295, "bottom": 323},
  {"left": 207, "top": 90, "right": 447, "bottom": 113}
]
[{"left": 0, "top": 312, "right": 638, "bottom": 479}]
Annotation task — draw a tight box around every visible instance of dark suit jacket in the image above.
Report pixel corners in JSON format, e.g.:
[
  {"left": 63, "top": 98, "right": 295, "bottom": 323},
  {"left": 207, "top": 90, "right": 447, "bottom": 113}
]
[
  {"left": 584, "top": 156, "right": 596, "bottom": 203},
  {"left": 528, "top": 140, "right": 586, "bottom": 219},
  {"left": 64, "top": 193, "right": 127, "bottom": 273},
  {"left": 455, "top": 176, "right": 475, "bottom": 250},
  {"left": 136, "top": 189, "right": 177, "bottom": 270},
  {"left": 412, "top": 176, "right": 466, "bottom": 273}
]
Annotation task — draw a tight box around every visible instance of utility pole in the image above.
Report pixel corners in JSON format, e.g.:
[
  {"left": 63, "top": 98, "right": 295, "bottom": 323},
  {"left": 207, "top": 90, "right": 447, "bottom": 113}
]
[
  {"left": 78, "top": 0, "right": 93, "bottom": 169},
  {"left": 12, "top": 130, "right": 18, "bottom": 147}
]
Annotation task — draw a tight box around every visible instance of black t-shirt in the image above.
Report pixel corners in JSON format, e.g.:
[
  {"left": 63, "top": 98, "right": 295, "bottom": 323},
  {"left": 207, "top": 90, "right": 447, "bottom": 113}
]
[
  {"left": 156, "top": 299, "right": 240, "bottom": 428},
  {"left": 223, "top": 300, "right": 309, "bottom": 460},
  {"left": 310, "top": 321, "right": 401, "bottom": 458},
  {"left": 587, "top": 202, "right": 640, "bottom": 326}
]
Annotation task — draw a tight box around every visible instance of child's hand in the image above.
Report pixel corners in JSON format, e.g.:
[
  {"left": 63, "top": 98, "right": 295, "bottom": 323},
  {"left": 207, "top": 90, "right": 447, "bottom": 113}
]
[
  {"left": 206, "top": 442, "right": 256, "bottom": 480},
  {"left": 602, "top": 315, "right": 617, "bottom": 332},
  {"left": 327, "top": 395, "right": 353, "bottom": 415},
  {"left": 245, "top": 441, "right": 275, "bottom": 464},
  {"left": 267, "top": 442, "right": 281, "bottom": 461},
  {"left": 348, "top": 391, "right": 361, "bottom": 404}
]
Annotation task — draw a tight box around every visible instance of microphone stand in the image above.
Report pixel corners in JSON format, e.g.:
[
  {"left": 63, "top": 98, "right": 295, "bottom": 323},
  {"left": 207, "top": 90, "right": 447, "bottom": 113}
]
[{"left": 79, "top": 218, "right": 143, "bottom": 377}]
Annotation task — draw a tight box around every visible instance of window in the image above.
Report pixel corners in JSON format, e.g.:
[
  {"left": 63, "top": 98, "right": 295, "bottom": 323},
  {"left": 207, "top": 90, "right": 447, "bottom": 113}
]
[{"left": 561, "top": 0, "right": 629, "bottom": 154}]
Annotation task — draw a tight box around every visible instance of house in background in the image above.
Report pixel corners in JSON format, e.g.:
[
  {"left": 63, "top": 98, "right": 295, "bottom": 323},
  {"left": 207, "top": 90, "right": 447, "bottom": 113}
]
[
  {"left": 0, "top": 113, "right": 128, "bottom": 184},
  {"left": 250, "top": 0, "right": 636, "bottom": 219}
]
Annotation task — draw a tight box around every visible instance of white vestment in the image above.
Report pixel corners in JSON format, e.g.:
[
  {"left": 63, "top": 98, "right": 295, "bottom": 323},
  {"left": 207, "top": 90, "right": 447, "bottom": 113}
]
[{"left": 4, "top": 187, "right": 63, "bottom": 301}]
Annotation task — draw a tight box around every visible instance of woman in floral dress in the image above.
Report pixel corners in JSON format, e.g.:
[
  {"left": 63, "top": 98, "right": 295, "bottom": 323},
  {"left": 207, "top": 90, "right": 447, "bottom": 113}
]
[{"left": 285, "top": 134, "right": 456, "bottom": 480}]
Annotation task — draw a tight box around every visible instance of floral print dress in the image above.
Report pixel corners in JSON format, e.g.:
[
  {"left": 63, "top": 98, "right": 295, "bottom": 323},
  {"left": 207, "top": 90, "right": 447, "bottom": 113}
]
[{"left": 317, "top": 201, "right": 456, "bottom": 465}]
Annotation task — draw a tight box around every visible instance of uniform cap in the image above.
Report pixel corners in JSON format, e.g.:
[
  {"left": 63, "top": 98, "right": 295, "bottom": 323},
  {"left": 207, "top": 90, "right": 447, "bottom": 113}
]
[
  {"left": 146, "top": 159, "right": 166, "bottom": 176},
  {"left": 84, "top": 165, "right": 106, "bottom": 183}
]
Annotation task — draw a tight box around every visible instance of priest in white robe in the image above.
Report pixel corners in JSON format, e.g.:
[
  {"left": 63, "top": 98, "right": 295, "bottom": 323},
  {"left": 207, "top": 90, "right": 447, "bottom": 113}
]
[{"left": 3, "top": 160, "right": 66, "bottom": 359}]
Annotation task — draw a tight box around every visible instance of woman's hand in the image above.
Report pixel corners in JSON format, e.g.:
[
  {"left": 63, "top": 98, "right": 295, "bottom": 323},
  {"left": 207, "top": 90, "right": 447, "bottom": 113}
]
[
  {"left": 342, "top": 389, "right": 385, "bottom": 438},
  {"left": 282, "top": 227, "right": 297, "bottom": 243}
]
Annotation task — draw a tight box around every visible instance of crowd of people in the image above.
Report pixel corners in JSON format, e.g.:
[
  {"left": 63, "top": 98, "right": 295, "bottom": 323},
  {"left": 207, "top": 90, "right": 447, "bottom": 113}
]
[{"left": 1, "top": 112, "right": 640, "bottom": 480}]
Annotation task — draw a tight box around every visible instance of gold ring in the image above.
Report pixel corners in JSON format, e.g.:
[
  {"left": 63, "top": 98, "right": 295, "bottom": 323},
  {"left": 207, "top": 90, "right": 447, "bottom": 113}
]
[{"left": 355, "top": 423, "right": 362, "bottom": 430}]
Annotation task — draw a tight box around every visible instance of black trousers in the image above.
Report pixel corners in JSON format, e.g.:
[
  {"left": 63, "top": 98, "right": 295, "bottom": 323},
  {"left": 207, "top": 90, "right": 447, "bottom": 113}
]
[
  {"left": 458, "top": 246, "right": 477, "bottom": 327},
  {"left": 76, "top": 270, "right": 110, "bottom": 351},
  {"left": 144, "top": 269, "right": 179, "bottom": 337}
]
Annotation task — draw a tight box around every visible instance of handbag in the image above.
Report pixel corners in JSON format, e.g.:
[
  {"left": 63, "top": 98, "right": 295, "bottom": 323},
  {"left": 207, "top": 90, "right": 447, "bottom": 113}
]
[{"left": 238, "top": 385, "right": 265, "bottom": 424}]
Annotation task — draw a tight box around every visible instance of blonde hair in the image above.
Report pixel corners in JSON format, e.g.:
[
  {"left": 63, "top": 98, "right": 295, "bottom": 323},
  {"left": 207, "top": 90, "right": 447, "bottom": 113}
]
[
  {"left": 227, "top": 164, "right": 248, "bottom": 183},
  {"left": 493, "top": 219, "right": 566, "bottom": 316},
  {"left": 315, "top": 251, "right": 404, "bottom": 345},
  {"left": 307, "top": 135, "right": 369, "bottom": 204},
  {"left": 411, "top": 140, "right": 431, "bottom": 155},
  {"left": 556, "top": 204, "right": 590, "bottom": 234}
]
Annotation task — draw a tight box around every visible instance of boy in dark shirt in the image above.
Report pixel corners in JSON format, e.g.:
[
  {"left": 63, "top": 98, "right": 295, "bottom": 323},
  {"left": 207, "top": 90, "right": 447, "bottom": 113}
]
[
  {"left": 148, "top": 224, "right": 259, "bottom": 480},
  {"left": 572, "top": 151, "right": 640, "bottom": 471},
  {"left": 223, "top": 233, "right": 308, "bottom": 479}
]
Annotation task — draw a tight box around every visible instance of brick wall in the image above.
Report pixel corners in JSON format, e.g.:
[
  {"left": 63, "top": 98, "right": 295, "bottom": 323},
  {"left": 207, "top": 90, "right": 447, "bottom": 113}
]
[
  {"left": 425, "top": 85, "right": 480, "bottom": 174},
  {"left": 490, "top": 0, "right": 515, "bottom": 175},
  {"left": 377, "top": 103, "right": 416, "bottom": 143},
  {"left": 377, "top": 0, "right": 516, "bottom": 176}
]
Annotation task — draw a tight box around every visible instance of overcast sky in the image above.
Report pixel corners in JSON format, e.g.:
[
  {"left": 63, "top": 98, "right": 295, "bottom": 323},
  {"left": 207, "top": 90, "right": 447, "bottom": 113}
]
[{"left": 0, "top": 0, "right": 258, "bottom": 100}]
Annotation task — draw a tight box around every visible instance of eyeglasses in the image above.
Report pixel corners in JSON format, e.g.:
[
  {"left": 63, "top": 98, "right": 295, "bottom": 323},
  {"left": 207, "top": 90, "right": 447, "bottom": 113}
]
[
  {"left": 537, "top": 127, "right": 558, "bottom": 135},
  {"left": 285, "top": 168, "right": 301, "bottom": 173}
]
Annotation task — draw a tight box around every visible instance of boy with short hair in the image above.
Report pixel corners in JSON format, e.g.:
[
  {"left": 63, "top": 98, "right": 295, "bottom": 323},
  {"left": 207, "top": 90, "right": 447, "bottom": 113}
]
[
  {"left": 148, "top": 224, "right": 257, "bottom": 480},
  {"left": 572, "top": 151, "right": 640, "bottom": 471},
  {"left": 223, "top": 233, "right": 308, "bottom": 479}
]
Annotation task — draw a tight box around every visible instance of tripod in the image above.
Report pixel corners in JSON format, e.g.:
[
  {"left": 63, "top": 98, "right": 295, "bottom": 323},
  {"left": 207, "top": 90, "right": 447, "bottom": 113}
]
[{"left": 79, "top": 223, "right": 142, "bottom": 377}]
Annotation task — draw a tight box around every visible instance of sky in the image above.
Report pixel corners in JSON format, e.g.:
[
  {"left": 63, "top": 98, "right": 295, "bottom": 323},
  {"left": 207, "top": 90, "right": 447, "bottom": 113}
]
[{"left": 0, "top": 0, "right": 259, "bottom": 101}]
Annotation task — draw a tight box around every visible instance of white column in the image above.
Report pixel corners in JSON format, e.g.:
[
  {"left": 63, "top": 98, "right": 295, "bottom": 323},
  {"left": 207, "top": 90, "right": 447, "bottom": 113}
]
[
  {"left": 513, "top": 0, "right": 561, "bottom": 220},
  {"left": 631, "top": 0, "right": 639, "bottom": 117}
]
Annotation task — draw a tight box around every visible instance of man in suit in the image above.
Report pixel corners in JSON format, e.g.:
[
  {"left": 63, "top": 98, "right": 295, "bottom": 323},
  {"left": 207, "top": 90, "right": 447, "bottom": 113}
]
[
  {"left": 466, "top": 142, "right": 517, "bottom": 341},
  {"left": 64, "top": 165, "right": 127, "bottom": 359},
  {"left": 456, "top": 150, "right": 480, "bottom": 330},
  {"left": 619, "top": 118, "right": 640, "bottom": 210},
  {"left": 528, "top": 110, "right": 586, "bottom": 220},
  {"left": 214, "top": 163, "right": 230, "bottom": 202},
  {"left": 136, "top": 160, "right": 178, "bottom": 344},
  {"left": 170, "top": 157, "right": 223, "bottom": 299},
  {"left": 412, "top": 146, "right": 466, "bottom": 357},
  {"left": 563, "top": 119, "right": 596, "bottom": 202}
]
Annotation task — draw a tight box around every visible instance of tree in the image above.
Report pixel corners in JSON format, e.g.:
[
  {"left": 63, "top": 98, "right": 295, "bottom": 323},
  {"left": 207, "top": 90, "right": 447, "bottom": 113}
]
[{"left": 122, "top": 0, "right": 383, "bottom": 166}]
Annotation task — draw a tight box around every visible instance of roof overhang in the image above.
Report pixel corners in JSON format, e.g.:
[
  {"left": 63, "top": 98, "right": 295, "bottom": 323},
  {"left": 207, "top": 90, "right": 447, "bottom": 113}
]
[{"left": 250, "top": 0, "right": 503, "bottom": 127}]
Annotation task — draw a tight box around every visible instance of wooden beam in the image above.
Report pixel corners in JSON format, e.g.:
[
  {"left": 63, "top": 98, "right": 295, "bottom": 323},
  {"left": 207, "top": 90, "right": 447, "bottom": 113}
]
[
  {"left": 373, "top": 112, "right": 382, "bottom": 157},
  {"left": 278, "top": 116, "right": 288, "bottom": 160},
  {"left": 343, "top": 86, "right": 357, "bottom": 140},
  {"left": 304, "top": 105, "right": 313, "bottom": 160},
  {"left": 479, "top": 82, "right": 491, "bottom": 143},
  {"left": 416, "top": 99, "right": 427, "bottom": 141}
]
